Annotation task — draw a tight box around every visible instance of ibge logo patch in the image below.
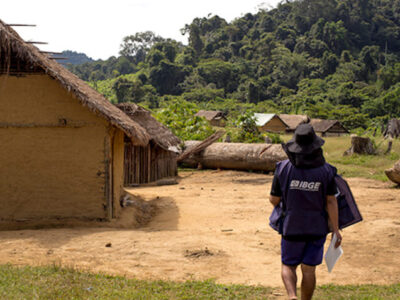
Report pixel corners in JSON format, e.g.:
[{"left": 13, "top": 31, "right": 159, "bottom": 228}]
[{"left": 290, "top": 180, "right": 321, "bottom": 192}]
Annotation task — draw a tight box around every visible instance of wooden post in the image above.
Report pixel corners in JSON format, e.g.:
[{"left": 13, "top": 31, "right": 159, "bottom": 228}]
[
  {"left": 147, "top": 144, "right": 151, "bottom": 183},
  {"left": 135, "top": 146, "right": 139, "bottom": 184},
  {"left": 105, "top": 128, "right": 115, "bottom": 221}
]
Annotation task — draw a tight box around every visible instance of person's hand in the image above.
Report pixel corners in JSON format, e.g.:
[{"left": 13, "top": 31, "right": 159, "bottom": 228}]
[{"left": 333, "top": 230, "right": 342, "bottom": 248}]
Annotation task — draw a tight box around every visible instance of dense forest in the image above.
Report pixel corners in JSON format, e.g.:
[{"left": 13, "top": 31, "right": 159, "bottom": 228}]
[
  {"left": 59, "top": 50, "right": 93, "bottom": 65},
  {"left": 67, "top": 0, "right": 400, "bottom": 136}
]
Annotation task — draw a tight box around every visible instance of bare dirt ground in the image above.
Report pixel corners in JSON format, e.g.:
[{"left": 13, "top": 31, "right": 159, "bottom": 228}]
[{"left": 0, "top": 170, "right": 399, "bottom": 290}]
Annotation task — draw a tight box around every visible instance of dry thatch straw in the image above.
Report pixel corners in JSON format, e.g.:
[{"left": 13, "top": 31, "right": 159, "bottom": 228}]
[
  {"left": 0, "top": 19, "right": 149, "bottom": 146},
  {"left": 195, "top": 110, "right": 225, "bottom": 121},
  {"left": 309, "top": 119, "right": 349, "bottom": 134},
  {"left": 115, "top": 103, "right": 181, "bottom": 151},
  {"left": 279, "top": 114, "right": 310, "bottom": 131}
]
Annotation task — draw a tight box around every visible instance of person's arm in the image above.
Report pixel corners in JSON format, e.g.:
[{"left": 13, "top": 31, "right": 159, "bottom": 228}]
[
  {"left": 326, "top": 195, "right": 342, "bottom": 248},
  {"left": 269, "top": 173, "right": 282, "bottom": 207},
  {"left": 269, "top": 195, "right": 281, "bottom": 207}
]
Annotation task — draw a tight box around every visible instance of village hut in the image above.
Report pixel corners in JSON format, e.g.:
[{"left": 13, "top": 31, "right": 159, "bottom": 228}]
[
  {"left": 195, "top": 110, "right": 227, "bottom": 127},
  {"left": 310, "top": 119, "right": 349, "bottom": 137},
  {"left": 254, "top": 113, "right": 288, "bottom": 133},
  {"left": 279, "top": 114, "right": 310, "bottom": 132},
  {"left": 115, "top": 103, "right": 180, "bottom": 185},
  {"left": 0, "top": 20, "right": 150, "bottom": 226}
]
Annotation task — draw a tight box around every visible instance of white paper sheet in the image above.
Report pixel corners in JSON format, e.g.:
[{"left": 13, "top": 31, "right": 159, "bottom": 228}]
[{"left": 324, "top": 233, "right": 343, "bottom": 273}]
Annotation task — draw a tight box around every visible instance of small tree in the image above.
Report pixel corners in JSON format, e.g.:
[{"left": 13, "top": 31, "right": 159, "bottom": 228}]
[
  {"left": 234, "top": 112, "right": 265, "bottom": 143},
  {"left": 155, "top": 98, "right": 214, "bottom": 140}
]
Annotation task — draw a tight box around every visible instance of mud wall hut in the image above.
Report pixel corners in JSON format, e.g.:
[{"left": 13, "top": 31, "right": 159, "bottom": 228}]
[
  {"left": 279, "top": 114, "right": 310, "bottom": 132},
  {"left": 0, "top": 20, "right": 150, "bottom": 226},
  {"left": 254, "top": 113, "right": 288, "bottom": 133},
  {"left": 195, "top": 110, "right": 227, "bottom": 127},
  {"left": 115, "top": 103, "right": 180, "bottom": 185},
  {"left": 310, "top": 119, "right": 349, "bottom": 136}
]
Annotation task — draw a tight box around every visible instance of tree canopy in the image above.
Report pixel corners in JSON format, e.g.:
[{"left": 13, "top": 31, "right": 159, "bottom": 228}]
[{"left": 68, "top": 0, "right": 400, "bottom": 131}]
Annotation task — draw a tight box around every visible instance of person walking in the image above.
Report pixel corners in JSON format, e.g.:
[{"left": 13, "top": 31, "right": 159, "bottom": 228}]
[{"left": 269, "top": 124, "right": 342, "bottom": 300}]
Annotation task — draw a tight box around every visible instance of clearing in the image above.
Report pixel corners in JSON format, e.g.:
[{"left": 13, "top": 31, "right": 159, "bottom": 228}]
[{"left": 0, "top": 170, "right": 399, "bottom": 287}]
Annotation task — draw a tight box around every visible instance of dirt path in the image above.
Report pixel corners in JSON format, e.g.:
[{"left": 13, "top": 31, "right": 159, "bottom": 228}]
[{"left": 0, "top": 170, "right": 399, "bottom": 289}]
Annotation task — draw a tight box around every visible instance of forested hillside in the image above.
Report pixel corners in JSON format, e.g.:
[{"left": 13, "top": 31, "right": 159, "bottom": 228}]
[
  {"left": 67, "top": 0, "right": 400, "bottom": 131},
  {"left": 59, "top": 50, "right": 93, "bottom": 65}
]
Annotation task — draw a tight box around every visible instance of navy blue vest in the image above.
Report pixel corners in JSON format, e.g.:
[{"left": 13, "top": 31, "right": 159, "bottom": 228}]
[{"left": 275, "top": 159, "right": 336, "bottom": 237}]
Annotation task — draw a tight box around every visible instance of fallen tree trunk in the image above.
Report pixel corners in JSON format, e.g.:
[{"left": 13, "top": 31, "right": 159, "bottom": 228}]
[
  {"left": 177, "top": 130, "right": 225, "bottom": 162},
  {"left": 385, "top": 159, "right": 400, "bottom": 185},
  {"left": 180, "top": 141, "right": 287, "bottom": 171}
]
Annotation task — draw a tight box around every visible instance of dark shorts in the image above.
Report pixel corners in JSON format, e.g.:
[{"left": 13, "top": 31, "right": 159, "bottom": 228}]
[{"left": 281, "top": 236, "right": 327, "bottom": 266}]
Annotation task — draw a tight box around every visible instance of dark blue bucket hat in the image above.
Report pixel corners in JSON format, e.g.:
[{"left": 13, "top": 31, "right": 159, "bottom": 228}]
[{"left": 285, "top": 123, "right": 325, "bottom": 154}]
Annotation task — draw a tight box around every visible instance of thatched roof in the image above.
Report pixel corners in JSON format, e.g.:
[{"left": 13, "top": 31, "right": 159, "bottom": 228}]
[
  {"left": 279, "top": 114, "right": 310, "bottom": 131},
  {"left": 115, "top": 103, "right": 180, "bottom": 151},
  {"left": 0, "top": 20, "right": 149, "bottom": 146},
  {"left": 195, "top": 110, "right": 225, "bottom": 121},
  {"left": 310, "top": 119, "right": 348, "bottom": 133}
]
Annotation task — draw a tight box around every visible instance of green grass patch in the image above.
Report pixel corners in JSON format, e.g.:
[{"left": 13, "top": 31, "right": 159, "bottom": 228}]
[
  {"left": 0, "top": 264, "right": 273, "bottom": 300},
  {"left": 315, "top": 283, "right": 400, "bottom": 300},
  {"left": 0, "top": 265, "right": 398, "bottom": 299},
  {"left": 322, "top": 136, "right": 400, "bottom": 181}
]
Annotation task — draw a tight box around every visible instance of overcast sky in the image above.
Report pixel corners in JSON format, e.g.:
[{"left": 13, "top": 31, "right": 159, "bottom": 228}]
[{"left": 2, "top": 0, "right": 281, "bottom": 60}]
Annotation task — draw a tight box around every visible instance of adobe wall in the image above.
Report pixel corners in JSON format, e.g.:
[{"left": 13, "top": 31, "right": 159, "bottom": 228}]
[{"left": 0, "top": 74, "right": 113, "bottom": 223}]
